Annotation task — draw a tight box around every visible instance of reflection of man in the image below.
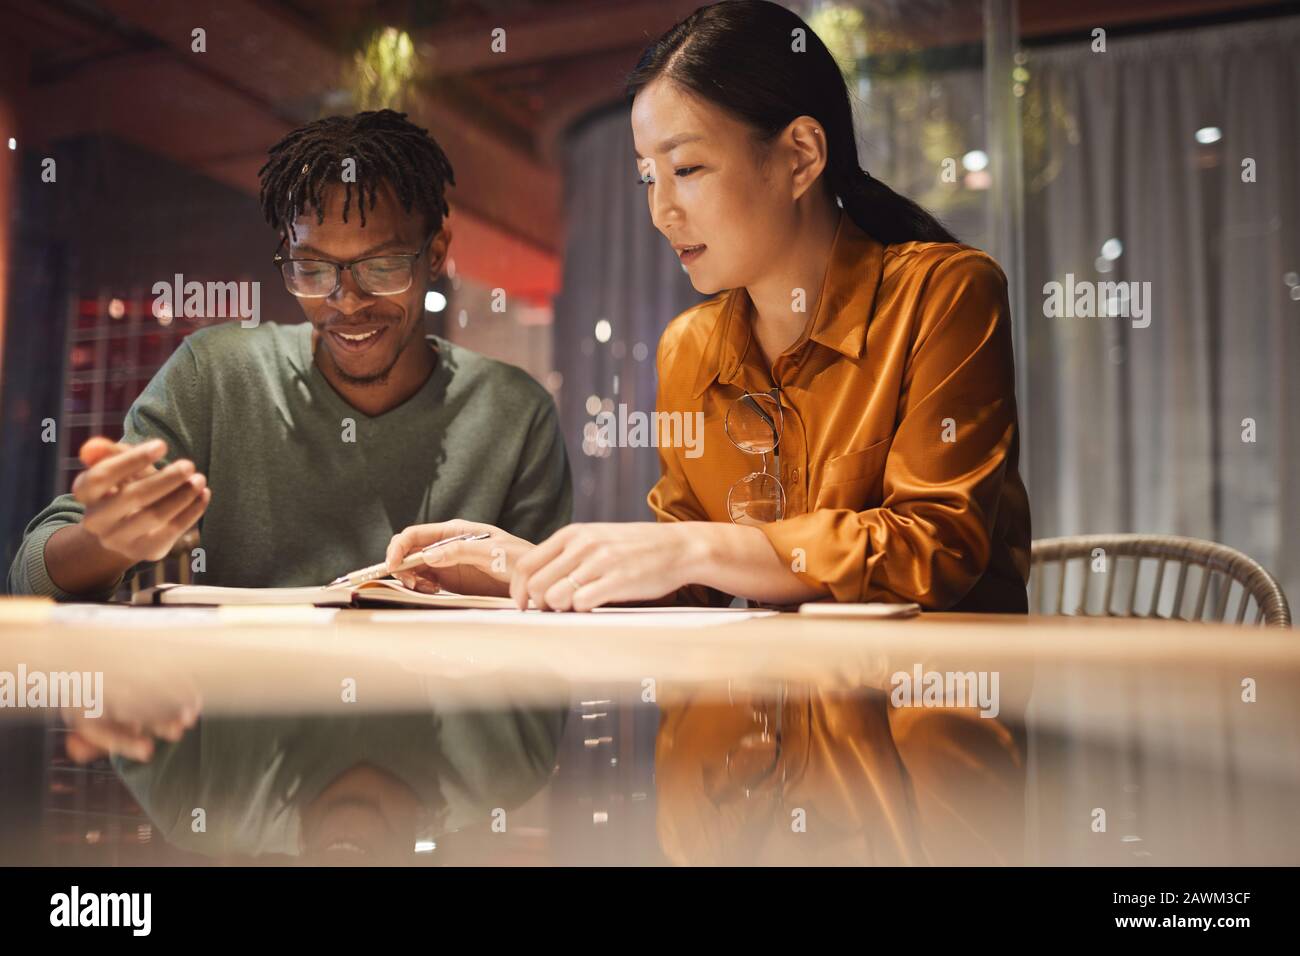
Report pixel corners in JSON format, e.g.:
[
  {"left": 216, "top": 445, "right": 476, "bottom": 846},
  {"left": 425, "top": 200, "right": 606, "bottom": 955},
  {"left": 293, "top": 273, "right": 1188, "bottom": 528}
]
[
  {"left": 8, "top": 109, "right": 570, "bottom": 599},
  {"left": 114, "top": 708, "right": 567, "bottom": 863},
  {"left": 299, "top": 764, "right": 429, "bottom": 864}
]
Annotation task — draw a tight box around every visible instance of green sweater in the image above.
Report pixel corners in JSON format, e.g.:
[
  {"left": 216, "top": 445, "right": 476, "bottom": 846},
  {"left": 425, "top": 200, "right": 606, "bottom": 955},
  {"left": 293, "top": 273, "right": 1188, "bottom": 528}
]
[{"left": 8, "top": 321, "right": 572, "bottom": 599}]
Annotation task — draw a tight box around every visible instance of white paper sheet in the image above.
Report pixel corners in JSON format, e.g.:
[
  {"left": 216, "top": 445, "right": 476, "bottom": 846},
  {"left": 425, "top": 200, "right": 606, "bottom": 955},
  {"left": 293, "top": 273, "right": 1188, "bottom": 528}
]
[
  {"left": 362, "top": 608, "right": 777, "bottom": 628},
  {"left": 47, "top": 604, "right": 340, "bottom": 627},
  {"left": 37, "top": 603, "right": 771, "bottom": 630}
]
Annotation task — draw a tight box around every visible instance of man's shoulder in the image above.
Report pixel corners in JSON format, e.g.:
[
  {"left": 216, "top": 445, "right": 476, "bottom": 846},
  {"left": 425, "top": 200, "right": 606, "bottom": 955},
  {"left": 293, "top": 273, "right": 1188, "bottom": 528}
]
[
  {"left": 180, "top": 319, "right": 306, "bottom": 371},
  {"left": 436, "top": 337, "right": 554, "bottom": 416}
]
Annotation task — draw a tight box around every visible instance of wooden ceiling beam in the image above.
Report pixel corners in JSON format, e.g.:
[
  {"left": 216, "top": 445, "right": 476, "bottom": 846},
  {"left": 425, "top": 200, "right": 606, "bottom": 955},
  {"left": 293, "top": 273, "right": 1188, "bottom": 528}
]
[
  {"left": 73, "top": 0, "right": 562, "bottom": 254},
  {"left": 420, "top": 0, "right": 697, "bottom": 75}
]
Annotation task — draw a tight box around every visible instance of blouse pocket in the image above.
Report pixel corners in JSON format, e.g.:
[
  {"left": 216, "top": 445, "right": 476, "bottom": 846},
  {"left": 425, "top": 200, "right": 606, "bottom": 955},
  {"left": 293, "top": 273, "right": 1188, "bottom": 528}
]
[{"left": 816, "top": 436, "right": 892, "bottom": 511}]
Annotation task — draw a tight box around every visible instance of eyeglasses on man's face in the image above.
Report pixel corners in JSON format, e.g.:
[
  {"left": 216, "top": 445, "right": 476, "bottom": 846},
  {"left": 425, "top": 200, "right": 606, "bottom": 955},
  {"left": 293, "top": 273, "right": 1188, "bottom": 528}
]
[{"left": 273, "top": 229, "right": 438, "bottom": 298}]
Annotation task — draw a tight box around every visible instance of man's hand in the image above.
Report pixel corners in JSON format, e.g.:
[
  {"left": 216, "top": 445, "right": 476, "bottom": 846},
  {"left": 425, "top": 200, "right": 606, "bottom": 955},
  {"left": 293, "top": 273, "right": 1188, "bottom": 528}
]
[
  {"left": 386, "top": 519, "right": 533, "bottom": 597},
  {"left": 61, "top": 679, "right": 201, "bottom": 765},
  {"left": 72, "top": 437, "right": 210, "bottom": 564},
  {"left": 42, "top": 437, "right": 212, "bottom": 597}
]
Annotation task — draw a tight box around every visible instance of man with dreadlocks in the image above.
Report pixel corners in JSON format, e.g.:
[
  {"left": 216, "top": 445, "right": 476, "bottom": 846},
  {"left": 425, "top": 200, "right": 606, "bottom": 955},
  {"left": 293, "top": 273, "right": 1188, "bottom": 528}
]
[{"left": 10, "top": 110, "right": 572, "bottom": 600}]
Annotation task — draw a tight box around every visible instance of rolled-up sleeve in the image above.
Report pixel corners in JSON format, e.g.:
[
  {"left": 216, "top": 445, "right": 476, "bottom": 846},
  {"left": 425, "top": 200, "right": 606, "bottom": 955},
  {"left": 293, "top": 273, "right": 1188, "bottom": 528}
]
[{"left": 758, "top": 253, "right": 1021, "bottom": 609}]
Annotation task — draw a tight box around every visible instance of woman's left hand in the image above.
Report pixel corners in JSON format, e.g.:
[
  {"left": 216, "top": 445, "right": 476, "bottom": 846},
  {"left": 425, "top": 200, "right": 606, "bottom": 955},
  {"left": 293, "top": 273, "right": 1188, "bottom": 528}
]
[{"left": 510, "top": 522, "right": 704, "bottom": 611}]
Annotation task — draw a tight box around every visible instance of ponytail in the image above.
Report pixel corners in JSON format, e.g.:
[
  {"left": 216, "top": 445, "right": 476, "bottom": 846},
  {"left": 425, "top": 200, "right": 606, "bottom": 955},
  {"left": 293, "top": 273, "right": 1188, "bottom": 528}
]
[{"left": 832, "top": 166, "right": 958, "bottom": 245}]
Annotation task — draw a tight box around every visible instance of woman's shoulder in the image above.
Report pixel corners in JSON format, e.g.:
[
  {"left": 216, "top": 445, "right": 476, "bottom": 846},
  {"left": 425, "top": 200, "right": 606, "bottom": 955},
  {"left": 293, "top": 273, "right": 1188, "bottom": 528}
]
[
  {"left": 656, "top": 291, "right": 731, "bottom": 366},
  {"left": 879, "top": 242, "right": 1013, "bottom": 344},
  {"left": 881, "top": 241, "right": 1008, "bottom": 292}
]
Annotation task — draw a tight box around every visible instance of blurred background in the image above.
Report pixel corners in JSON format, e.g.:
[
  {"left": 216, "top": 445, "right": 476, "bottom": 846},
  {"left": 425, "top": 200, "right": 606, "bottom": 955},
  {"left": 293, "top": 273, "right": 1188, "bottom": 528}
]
[{"left": 0, "top": 0, "right": 1295, "bottom": 596}]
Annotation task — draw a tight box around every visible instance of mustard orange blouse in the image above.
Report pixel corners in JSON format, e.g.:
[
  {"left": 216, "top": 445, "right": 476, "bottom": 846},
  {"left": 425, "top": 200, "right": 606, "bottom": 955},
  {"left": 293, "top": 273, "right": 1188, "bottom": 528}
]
[
  {"left": 647, "top": 210, "right": 1031, "bottom": 612},
  {"left": 654, "top": 684, "right": 1027, "bottom": 865}
]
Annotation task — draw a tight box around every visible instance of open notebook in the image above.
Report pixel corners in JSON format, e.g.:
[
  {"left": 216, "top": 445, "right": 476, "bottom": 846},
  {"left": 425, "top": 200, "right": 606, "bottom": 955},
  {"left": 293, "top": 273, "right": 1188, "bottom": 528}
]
[{"left": 130, "top": 579, "right": 518, "bottom": 609}]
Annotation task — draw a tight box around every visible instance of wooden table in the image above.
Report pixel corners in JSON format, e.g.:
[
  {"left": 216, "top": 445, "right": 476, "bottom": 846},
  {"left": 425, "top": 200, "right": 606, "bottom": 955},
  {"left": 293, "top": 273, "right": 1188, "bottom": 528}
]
[{"left": 1, "top": 603, "right": 1296, "bottom": 865}]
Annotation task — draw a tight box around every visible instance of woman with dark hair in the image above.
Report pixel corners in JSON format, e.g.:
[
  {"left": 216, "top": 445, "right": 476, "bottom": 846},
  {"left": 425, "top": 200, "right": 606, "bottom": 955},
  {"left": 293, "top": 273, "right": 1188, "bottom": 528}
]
[{"left": 388, "top": 0, "right": 1031, "bottom": 613}]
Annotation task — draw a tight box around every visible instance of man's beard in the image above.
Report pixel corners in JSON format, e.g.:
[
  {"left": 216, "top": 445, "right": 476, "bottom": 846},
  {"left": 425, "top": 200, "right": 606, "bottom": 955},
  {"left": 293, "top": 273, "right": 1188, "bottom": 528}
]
[
  {"left": 332, "top": 354, "right": 400, "bottom": 387},
  {"left": 319, "top": 320, "right": 409, "bottom": 386}
]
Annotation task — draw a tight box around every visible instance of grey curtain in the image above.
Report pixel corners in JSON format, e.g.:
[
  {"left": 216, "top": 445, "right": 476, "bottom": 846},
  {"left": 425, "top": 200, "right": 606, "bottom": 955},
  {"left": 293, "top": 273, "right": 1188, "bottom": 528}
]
[
  {"left": 552, "top": 104, "right": 704, "bottom": 522},
  {"left": 1019, "top": 16, "right": 1300, "bottom": 863},
  {"left": 1022, "top": 16, "right": 1300, "bottom": 613}
]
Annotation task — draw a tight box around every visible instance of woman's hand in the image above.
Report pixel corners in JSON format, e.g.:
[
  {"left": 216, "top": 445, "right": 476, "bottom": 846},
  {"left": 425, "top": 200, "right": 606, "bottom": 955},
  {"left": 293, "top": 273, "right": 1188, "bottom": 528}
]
[
  {"left": 385, "top": 519, "right": 533, "bottom": 597},
  {"left": 509, "top": 522, "right": 705, "bottom": 611}
]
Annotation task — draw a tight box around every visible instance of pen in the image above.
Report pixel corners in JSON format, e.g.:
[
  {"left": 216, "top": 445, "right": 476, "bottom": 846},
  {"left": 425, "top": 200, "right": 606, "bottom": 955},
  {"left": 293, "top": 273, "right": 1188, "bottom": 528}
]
[{"left": 328, "top": 532, "right": 492, "bottom": 587}]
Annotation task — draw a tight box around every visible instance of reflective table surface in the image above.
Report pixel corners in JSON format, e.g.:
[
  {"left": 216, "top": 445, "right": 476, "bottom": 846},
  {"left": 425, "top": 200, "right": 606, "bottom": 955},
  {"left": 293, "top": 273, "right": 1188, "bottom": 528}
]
[{"left": 1, "top": 602, "right": 1297, "bottom": 866}]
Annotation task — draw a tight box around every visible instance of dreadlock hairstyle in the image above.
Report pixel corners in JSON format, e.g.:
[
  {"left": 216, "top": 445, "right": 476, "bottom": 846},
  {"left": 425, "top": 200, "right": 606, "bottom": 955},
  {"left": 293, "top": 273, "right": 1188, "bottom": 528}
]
[
  {"left": 626, "top": 1, "right": 956, "bottom": 245},
  {"left": 258, "top": 109, "right": 456, "bottom": 240}
]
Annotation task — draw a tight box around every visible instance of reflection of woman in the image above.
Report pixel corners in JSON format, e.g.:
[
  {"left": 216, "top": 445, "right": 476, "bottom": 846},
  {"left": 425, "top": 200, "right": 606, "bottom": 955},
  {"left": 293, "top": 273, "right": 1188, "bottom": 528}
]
[
  {"left": 655, "top": 681, "right": 1027, "bottom": 866},
  {"left": 388, "top": 0, "right": 1030, "bottom": 613}
]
